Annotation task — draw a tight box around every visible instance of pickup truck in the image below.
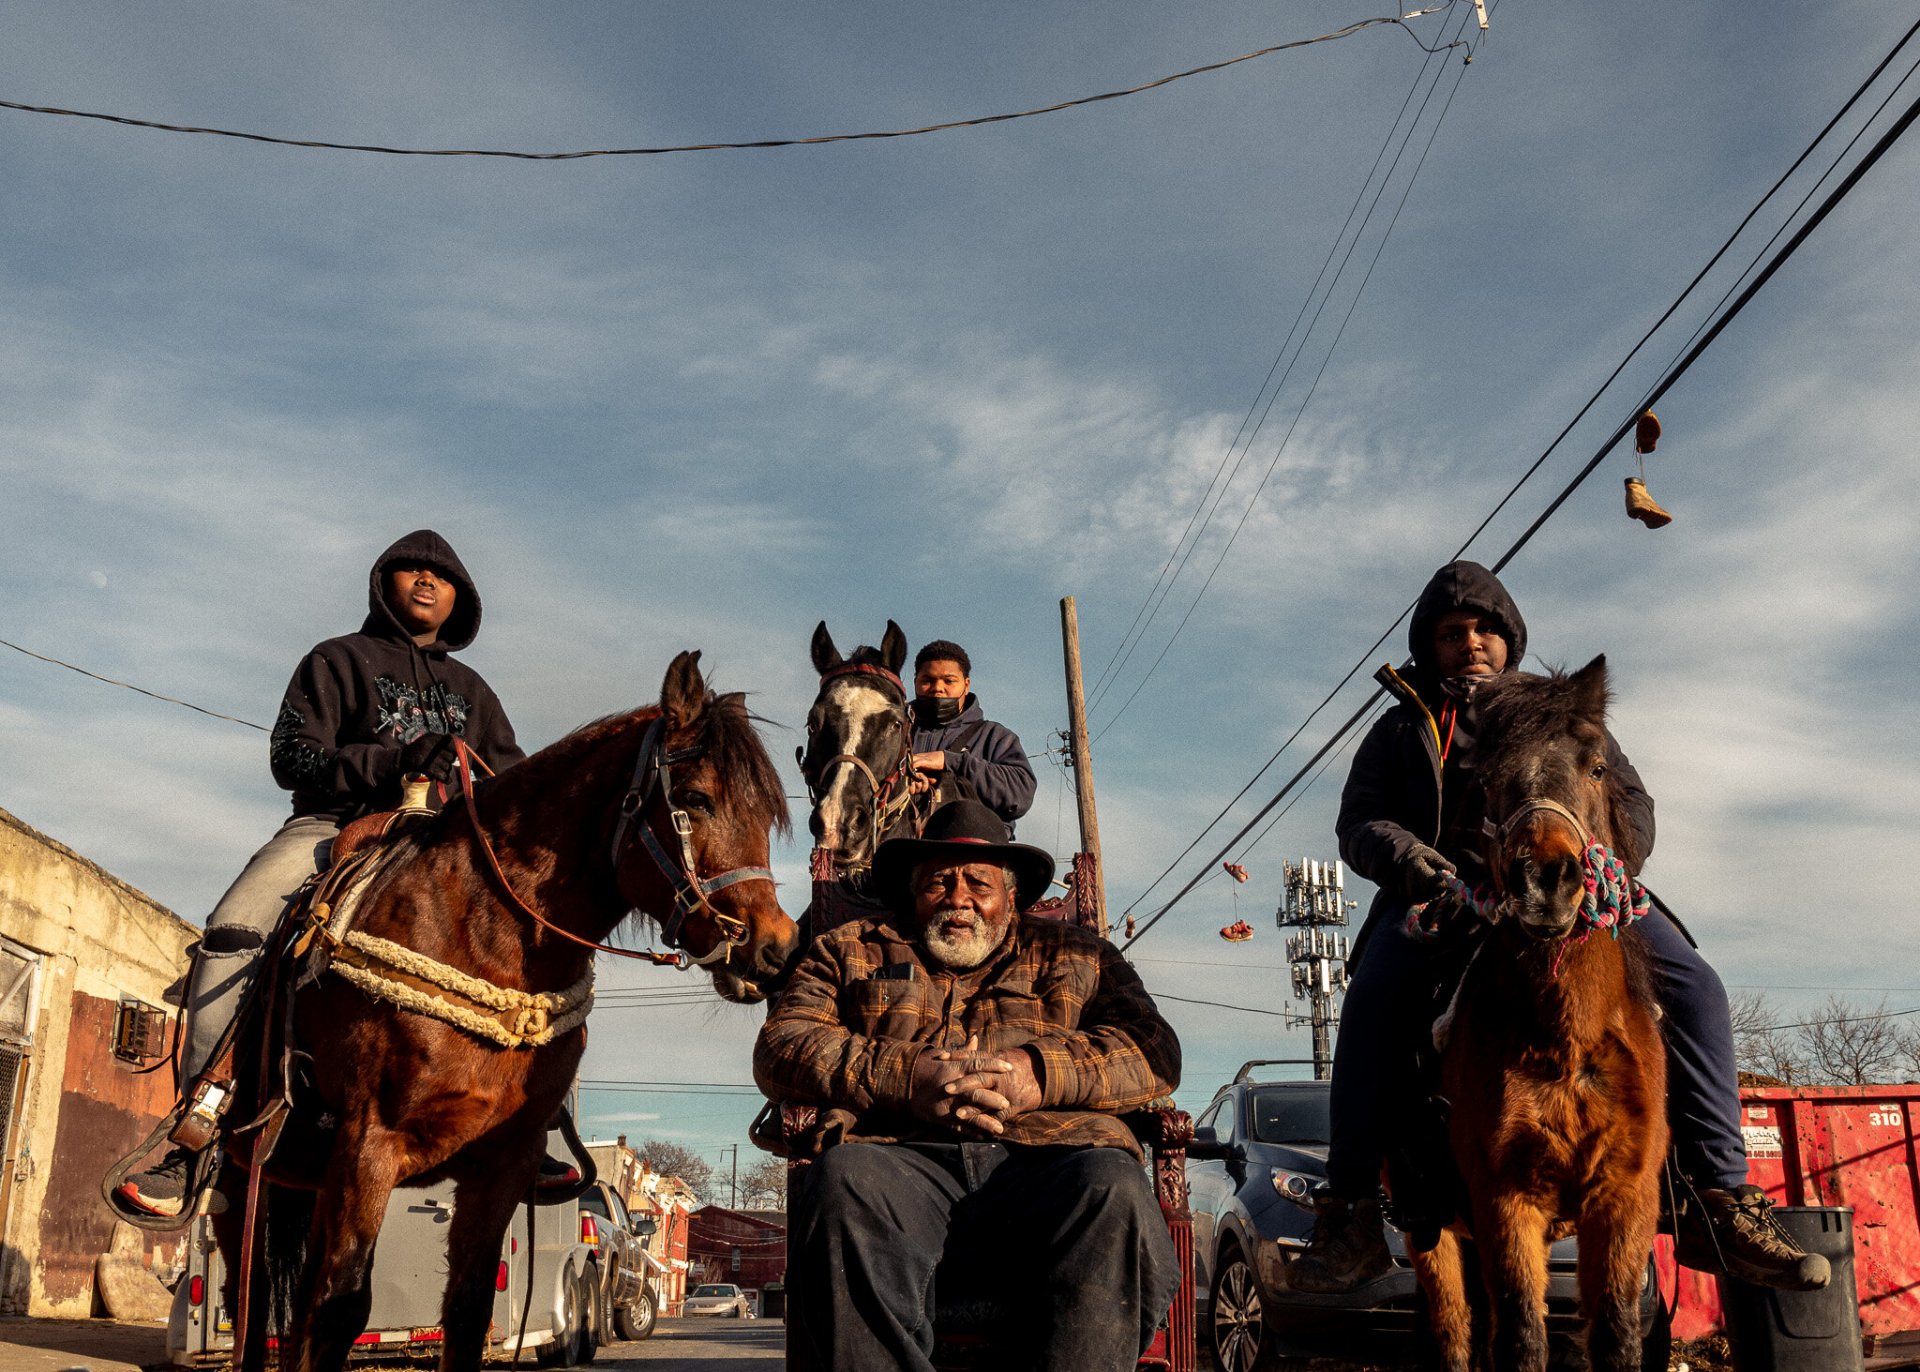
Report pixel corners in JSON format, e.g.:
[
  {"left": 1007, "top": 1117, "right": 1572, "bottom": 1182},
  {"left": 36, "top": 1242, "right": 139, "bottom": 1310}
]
[{"left": 577, "top": 1177, "right": 657, "bottom": 1341}]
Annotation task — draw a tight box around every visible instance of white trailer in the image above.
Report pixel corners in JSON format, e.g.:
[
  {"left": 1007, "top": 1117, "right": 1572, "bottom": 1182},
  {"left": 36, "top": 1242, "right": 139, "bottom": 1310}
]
[{"left": 166, "top": 1155, "right": 606, "bottom": 1366}]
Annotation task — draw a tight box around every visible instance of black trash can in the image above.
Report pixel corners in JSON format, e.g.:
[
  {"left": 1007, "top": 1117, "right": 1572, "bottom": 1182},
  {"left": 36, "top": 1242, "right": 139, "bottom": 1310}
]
[
  {"left": 1718, "top": 1206, "right": 1862, "bottom": 1372},
  {"left": 761, "top": 1281, "right": 786, "bottom": 1319}
]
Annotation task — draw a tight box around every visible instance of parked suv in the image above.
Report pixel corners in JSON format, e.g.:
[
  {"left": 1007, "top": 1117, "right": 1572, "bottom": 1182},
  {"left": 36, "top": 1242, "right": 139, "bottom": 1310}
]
[
  {"left": 1186, "top": 1063, "right": 1664, "bottom": 1371},
  {"left": 577, "top": 1179, "right": 657, "bottom": 1342}
]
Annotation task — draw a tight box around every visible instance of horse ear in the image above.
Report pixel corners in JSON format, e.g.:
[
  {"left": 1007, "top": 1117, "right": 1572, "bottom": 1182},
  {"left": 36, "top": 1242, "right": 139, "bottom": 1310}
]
[
  {"left": 1570, "top": 654, "right": 1610, "bottom": 718},
  {"left": 881, "top": 620, "right": 908, "bottom": 675},
  {"left": 810, "top": 621, "right": 842, "bottom": 675},
  {"left": 661, "top": 650, "right": 707, "bottom": 731}
]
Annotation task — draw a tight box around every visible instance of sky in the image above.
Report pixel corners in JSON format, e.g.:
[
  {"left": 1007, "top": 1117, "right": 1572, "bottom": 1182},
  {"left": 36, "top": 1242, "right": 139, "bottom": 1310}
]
[{"left": 2, "top": 2, "right": 1917, "bottom": 1184}]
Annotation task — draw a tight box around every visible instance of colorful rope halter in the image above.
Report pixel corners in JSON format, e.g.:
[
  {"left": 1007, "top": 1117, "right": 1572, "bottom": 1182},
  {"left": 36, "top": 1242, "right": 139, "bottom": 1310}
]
[{"left": 1405, "top": 840, "right": 1647, "bottom": 943}]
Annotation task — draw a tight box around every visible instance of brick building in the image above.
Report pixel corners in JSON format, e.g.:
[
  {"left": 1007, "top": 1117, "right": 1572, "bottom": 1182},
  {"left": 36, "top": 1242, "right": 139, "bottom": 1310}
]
[
  {"left": 585, "top": 1134, "right": 697, "bottom": 1315},
  {"left": 0, "top": 806, "right": 198, "bottom": 1315},
  {"left": 687, "top": 1205, "right": 786, "bottom": 1292}
]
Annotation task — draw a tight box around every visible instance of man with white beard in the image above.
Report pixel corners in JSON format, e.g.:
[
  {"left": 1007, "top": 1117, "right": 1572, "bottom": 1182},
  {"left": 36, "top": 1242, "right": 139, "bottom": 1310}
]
[{"left": 755, "top": 799, "right": 1182, "bottom": 1372}]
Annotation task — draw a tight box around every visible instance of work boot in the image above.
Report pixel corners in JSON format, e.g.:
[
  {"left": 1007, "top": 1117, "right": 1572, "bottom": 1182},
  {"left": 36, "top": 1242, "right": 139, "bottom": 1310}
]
[
  {"left": 1625, "top": 477, "right": 1672, "bottom": 528},
  {"left": 1286, "top": 1190, "right": 1393, "bottom": 1293},
  {"left": 1676, "top": 1184, "right": 1831, "bottom": 1291},
  {"left": 116, "top": 1146, "right": 202, "bottom": 1219}
]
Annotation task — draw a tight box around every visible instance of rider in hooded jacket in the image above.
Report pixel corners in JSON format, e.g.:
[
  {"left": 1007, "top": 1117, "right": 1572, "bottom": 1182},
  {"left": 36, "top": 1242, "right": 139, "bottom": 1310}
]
[
  {"left": 907, "top": 639, "right": 1036, "bottom": 837},
  {"left": 1286, "top": 561, "right": 1827, "bottom": 1296},
  {"left": 116, "top": 530, "right": 526, "bottom": 1219}
]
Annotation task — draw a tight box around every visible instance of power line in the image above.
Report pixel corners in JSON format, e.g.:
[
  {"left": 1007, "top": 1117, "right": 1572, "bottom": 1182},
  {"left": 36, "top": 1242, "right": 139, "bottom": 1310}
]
[
  {"left": 0, "top": 634, "right": 269, "bottom": 730},
  {"left": 0, "top": 11, "right": 1456, "bottom": 162},
  {"left": 1760, "top": 1005, "right": 1920, "bottom": 1034},
  {"left": 1086, "top": 4, "right": 1477, "bottom": 720},
  {"left": 1155, "top": 991, "right": 1292, "bottom": 1019},
  {"left": 1118, "top": 26, "right": 1920, "bottom": 950},
  {"left": 1094, "top": 5, "right": 1486, "bottom": 740}
]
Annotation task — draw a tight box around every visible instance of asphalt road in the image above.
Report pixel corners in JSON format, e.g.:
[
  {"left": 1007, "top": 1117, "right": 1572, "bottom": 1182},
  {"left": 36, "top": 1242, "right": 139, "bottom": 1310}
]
[{"left": 599, "top": 1314, "right": 783, "bottom": 1364}]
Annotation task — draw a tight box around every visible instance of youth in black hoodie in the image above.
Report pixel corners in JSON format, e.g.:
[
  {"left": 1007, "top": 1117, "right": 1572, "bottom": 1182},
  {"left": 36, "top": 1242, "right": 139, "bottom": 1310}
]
[{"left": 268, "top": 529, "right": 525, "bottom": 820}]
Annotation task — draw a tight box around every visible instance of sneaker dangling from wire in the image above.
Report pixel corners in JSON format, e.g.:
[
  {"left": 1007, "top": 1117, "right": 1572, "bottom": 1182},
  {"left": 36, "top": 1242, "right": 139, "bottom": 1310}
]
[{"left": 1625, "top": 477, "right": 1673, "bottom": 529}]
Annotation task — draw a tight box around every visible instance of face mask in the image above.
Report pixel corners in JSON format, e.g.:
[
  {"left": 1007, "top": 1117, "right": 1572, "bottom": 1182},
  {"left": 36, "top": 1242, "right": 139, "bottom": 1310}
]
[{"left": 914, "top": 695, "right": 963, "bottom": 728}]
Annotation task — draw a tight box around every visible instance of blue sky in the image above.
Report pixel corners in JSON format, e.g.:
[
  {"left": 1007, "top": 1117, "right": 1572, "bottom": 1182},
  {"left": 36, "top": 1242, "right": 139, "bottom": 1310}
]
[{"left": 3, "top": 3, "right": 1917, "bottom": 1181}]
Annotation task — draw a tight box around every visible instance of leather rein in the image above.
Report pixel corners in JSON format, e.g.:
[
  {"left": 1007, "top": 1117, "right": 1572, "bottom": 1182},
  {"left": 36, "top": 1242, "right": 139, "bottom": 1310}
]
[{"left": 454, "top": 718, "right": 772, "bottom": 970}]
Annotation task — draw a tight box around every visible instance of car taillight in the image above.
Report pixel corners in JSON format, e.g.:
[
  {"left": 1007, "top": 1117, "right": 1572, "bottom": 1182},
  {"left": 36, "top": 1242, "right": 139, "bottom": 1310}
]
[
  {"left": 189, "top": 1276, "right": 204, "bottom": 1307},
  {"left": 496, "top": 1261, "right": 509, "bottom": 1292},
  {"left": 580, "top": 1215, "right": 599, "bottom": 1245}
]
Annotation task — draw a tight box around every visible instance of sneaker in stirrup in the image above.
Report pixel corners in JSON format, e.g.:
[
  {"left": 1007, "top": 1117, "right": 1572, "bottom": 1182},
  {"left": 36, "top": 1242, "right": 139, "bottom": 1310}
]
[
  {"left": 1676, "top": 1184, "right": 1831, "bottom": 1291},
  {"left": 117, "top": 1146, "right": 201, "bottom": 1219},
  {"left": 1285, "top": 1189, "right": 1394, "bottom": 1293}
]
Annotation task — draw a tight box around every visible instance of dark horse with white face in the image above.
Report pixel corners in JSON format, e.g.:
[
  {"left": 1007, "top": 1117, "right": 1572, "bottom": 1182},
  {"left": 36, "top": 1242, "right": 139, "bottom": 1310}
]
[
  {"left": 215, "top": 652, "right": 796, "bottom": 1372},
  {"left": 798, "top": 622, "right": 968, "bottom": 927},
  {"left": 1409, "top": 657, "right": 1666, "bottom": 1372}
]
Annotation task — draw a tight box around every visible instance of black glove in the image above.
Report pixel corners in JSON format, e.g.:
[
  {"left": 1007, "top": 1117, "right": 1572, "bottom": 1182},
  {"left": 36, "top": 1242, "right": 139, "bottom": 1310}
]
[
  {"left": 1400, "top": 844, "right": 1457, "bottom": 902},
  {"left": 395, "top": 732, "right": 457, "bottom": 783}
]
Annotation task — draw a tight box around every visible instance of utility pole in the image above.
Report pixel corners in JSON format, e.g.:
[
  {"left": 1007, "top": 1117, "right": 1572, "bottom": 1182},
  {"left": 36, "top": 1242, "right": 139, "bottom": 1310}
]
[
  {"left": 1277, "top": 858, "right": 1356, "bottom": 1080},
  {"left": 1058, "top": 596, "right": 1108, "bottom": 938}
]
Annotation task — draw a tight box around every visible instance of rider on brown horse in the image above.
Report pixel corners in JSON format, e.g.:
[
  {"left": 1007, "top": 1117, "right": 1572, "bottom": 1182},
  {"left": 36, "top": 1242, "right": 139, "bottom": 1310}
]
[
  {"left": 116, "top": 530, "right": 536, "bottom": 1219},
  {"left": 1287, "top": 560, "right": 1826, "bottom": 1295}
]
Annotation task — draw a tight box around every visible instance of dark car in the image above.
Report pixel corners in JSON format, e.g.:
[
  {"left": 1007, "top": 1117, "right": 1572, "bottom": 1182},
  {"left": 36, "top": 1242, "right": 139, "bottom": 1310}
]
[{"left": 1186, "top": 1063, "right": 1665, "bottom": 1371}]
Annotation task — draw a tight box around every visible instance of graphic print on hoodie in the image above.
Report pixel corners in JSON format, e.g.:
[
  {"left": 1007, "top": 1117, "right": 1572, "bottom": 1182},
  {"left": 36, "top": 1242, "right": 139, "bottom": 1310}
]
[{"left": 267, "top": 529, "right": 526, "bottom": 821}]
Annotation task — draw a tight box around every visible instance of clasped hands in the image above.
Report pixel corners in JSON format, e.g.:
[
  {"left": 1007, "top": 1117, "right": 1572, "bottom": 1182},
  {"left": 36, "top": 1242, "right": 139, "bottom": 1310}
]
[{"left": 907, "top": 1034, "right": 1042, "bottom": 1137}]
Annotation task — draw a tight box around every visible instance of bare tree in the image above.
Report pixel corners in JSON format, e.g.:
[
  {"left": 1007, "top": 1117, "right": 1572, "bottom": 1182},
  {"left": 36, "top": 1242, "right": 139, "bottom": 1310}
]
[
  {"left": 1896, "top": 1019, "right": 1920, "bottom": 1084},
  {"left": 1729, "top": 990, "right": 1804, "bottom": 1084},
  {"left": 741, "top": 1156, "right": 788, "bottom": 1211},
  {"left": 1798, "top": 995, "right": 1909, "bottom": 1086},
  {"left": 637, "top": 1138, "right": 714, "bottom": 1195}
]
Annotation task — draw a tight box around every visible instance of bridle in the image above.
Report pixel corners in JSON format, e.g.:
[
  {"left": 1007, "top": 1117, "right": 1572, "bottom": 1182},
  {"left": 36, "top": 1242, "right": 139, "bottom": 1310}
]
[
  {"left": 1482, "top": 796, "right": 1593, "bottom": 879},
  {"left": 800, "top": 662, "right": 919, "bottom": 841},
  {"left": 455, "top": 715, "right": 772, "bottom": 971},
  {"left": 608, "top": 717, "right": 774, "bottom": 967}
]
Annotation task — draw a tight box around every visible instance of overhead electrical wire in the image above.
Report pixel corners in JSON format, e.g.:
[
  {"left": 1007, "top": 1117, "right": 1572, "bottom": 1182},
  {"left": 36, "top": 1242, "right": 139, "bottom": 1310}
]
[
  {"left": 1094, "top": 9, "right": 1484, "bottom": 742},
  {"left": 1084, "top": 4, "right": 1478, "bottom": 718},
  {"left": 0, "top": 10, "right": 1456, "bottom": 161},
  {"left": 1122, "top": 39, "right": 1920, "bottom": 950},
  {"left": 1, "top": 634, "right": 269, "bottom": 730},
  {"left": 1115, "top": 18, "right": 1920, "bottom": 927}
]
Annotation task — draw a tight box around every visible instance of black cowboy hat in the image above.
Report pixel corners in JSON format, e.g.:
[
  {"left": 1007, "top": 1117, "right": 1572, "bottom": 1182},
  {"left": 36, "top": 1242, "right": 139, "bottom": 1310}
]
[{"left": 871, "top": 800, "right": 1056, "bottom": 912}]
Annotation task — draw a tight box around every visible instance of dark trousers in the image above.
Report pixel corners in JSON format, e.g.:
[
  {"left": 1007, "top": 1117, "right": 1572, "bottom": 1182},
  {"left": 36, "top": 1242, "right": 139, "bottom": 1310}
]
[
  {"left": 787, "top": 1141, "right": 1180, "bottom": 1372},
  {"left": 1326, "top": 904, "right": 1747, "bottom": 1196}
]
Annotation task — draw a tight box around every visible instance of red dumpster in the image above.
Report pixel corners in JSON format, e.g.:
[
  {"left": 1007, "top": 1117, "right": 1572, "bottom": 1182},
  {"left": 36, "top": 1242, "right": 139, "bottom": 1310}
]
[{"left": 1655, "top": 1083, "right": 1920, "bottom": 1358}]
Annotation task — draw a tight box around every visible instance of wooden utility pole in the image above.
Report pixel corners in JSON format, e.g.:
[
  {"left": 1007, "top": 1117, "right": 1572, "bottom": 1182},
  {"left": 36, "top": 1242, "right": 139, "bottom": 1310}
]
[{"left": 1058, "top": 596, "right": 1108, "bottom": 938}]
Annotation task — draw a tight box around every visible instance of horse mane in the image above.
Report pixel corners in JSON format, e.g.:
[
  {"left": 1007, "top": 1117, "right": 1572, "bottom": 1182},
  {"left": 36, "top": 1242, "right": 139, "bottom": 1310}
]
[
  {"left": 831, "top": 643, "right": 908, "bottom": 695},
  {"left": 559, "top": 693, "right": 791, "bottom": 836},
  {"left": 1476, "top": 663, "right": 1644, "bottom": 873}
]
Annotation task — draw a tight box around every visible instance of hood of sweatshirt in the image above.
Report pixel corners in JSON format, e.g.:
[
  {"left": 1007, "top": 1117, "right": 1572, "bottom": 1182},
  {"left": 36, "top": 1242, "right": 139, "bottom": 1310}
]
[
  {"left": 1407, "top": 560, "right": 1527, "bottom": 679},
  {"left": 362, "top": 529, "right": 482, "bottom": 653}
]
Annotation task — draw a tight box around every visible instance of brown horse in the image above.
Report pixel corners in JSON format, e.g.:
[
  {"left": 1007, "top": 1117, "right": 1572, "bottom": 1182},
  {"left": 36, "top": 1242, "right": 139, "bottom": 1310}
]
[
  {"left": 1410, "top": 657, "right": 1667, "bottom": 1372},
  {"left": 217, "top": 651, "right": 795, "bottom": 1372}
]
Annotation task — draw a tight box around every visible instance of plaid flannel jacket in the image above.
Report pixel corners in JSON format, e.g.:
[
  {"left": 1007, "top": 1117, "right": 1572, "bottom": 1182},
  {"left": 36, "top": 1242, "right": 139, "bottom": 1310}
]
[{"left": 753, "top": 913, "right": 1180, "bottom": 1157}]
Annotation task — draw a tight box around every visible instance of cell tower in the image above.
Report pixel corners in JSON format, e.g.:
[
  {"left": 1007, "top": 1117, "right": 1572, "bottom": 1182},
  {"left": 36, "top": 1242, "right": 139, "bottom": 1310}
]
[{"left": 1278, "top": 858, "right": 1357, "bottom": 1080}]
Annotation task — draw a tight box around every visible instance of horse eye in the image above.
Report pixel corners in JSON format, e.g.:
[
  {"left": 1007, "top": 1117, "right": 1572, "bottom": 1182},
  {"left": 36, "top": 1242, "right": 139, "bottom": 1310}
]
[
  {"left": 1589, "top": 763, "right": 1608, "bottom": 780},
  {"left": 678, "top": 790, "right": 714, "bottom": 813}
]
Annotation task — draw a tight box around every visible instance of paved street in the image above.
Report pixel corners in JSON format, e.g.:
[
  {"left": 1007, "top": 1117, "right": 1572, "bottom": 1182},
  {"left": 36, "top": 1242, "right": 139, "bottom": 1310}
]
[
  {"left": 0, "top": 1315, "right": 783, "bottom": 1370},
  {"left": 602, "top": 1315, "right": 783, "bottom": 1364}
]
